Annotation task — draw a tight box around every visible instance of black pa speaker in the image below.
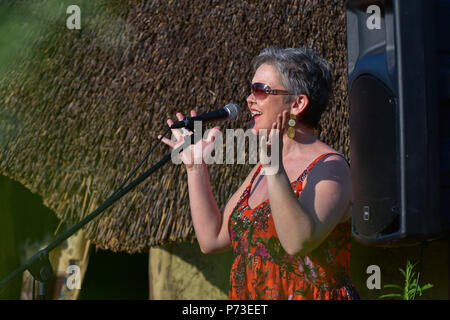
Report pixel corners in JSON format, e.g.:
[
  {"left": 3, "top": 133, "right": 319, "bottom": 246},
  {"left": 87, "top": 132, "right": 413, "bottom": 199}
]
[{"left": 346, "top": 0, "right": 450, "bottom": 246}]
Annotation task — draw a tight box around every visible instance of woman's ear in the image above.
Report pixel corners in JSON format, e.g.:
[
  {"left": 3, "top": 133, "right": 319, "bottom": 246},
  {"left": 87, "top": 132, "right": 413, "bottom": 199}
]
[{"left": 290, "top": 94, "right": 309, "bottom": 116}]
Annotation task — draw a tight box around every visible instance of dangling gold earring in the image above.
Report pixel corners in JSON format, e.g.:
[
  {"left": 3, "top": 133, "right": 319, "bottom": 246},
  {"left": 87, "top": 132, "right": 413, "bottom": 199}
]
[{"left": 287, "top": 114, "right": 296, "bottom": 139}]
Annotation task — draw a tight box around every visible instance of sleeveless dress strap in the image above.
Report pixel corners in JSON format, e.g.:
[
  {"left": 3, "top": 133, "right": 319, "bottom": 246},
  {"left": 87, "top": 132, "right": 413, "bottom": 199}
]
[
  {"left": 248, "top": 163, "right": 263, "bottom": 188},
  {"left": 248, "top": 153, "right": 349, "bottom": 192},
  {"left": 296, "top": 152, "right": 349, "bottom": 183}
]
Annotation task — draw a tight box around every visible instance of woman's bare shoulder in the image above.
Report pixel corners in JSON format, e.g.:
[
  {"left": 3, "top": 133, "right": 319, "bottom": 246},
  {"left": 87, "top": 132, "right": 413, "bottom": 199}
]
[
  {"left": 301, "top": 143, "right": 349, "bottom": 186},
  {"left": 313, "top": 141, "right": 347, "bottom": 165}
]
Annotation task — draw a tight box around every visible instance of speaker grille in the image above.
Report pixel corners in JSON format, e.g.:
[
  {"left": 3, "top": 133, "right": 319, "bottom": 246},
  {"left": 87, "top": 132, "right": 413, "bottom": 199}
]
[{"left": 350, "top": 75, "right": 400, "bottom": 240}]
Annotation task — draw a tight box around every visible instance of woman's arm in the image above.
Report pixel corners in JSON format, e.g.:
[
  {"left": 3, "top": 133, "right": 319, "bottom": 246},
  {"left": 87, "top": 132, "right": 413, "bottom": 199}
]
[
  {"left": 160, "top": 110, "right": 258, "bottom": 254},
  {"left": 262, "top": 111, "right": 351, "bottom": 256},
  {"left": 187, "top": 163, "right": 259, "bottom": 254},
  {"left": 186, "top": 164, "right": 225, "bottom": 253},
  {"left": 266, "top": 155, "right": 351, "bottom": 256}
]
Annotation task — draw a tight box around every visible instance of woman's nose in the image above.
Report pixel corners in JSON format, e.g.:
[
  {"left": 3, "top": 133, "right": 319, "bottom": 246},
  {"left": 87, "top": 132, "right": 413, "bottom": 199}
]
[{"left": 246, "top": 93, "right": 256, "bottom": 105}]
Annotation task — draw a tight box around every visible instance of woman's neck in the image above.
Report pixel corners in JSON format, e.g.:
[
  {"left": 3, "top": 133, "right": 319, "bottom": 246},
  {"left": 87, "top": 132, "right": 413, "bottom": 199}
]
[{"left": 282, "top": 125, "right": 317, "bottom": 159}]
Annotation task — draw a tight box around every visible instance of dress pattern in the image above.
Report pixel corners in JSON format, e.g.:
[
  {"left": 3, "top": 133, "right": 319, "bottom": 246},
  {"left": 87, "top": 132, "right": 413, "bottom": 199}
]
[{"left": 228, "top": 153, "right": 360, "bottom": 300}]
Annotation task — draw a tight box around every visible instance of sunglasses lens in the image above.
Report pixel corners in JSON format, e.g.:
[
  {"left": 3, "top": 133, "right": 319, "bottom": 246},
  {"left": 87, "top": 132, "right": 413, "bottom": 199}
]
[{"left": 251, "top": 83, "right": 268, "bottom": 99}]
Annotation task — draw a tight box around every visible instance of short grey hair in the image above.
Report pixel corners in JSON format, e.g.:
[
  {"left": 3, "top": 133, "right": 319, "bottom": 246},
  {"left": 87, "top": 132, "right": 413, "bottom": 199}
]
[{"left": 252, "top": 47, "right": 333, "bottom": 129}]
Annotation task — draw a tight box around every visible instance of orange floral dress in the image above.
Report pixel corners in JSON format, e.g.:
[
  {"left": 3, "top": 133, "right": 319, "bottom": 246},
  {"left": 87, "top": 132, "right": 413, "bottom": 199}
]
[{"left": 228, "top": 152, "right": 360, "bottom": 300}]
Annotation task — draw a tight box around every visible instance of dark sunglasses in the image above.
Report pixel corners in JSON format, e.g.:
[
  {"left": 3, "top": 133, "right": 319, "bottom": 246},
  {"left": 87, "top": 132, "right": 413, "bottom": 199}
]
[{"left": 251, "top": 82, "right": 292, "bottom": 100}]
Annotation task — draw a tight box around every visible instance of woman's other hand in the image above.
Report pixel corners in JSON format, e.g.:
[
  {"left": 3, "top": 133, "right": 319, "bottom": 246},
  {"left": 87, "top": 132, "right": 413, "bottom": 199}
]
[
  {"left": 159, "top": 110, "right": 221, "bottom": 171},
  {"left": 259, "top": 110, "right": 288, "bottom": 175}
]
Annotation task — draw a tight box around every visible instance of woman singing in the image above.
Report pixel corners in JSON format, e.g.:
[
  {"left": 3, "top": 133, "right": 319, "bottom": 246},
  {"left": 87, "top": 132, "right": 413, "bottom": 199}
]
[{"left": 159, "top": 47, "right": 360, "bottom": 300}]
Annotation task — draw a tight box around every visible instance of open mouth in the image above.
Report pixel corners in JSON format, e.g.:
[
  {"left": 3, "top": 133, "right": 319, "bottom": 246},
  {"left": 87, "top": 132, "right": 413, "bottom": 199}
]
[{"left": 250, "top": 109, "right": 262, "bottom": 118}]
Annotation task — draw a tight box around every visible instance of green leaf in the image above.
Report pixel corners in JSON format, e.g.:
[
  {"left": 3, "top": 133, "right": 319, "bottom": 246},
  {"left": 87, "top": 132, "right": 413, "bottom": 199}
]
[
  {"left": 416, "top": 287, "right": 423, "bottom": 296},
  {"left": 408, "top": 282, "right": 418, "bottom": 291},
  {"left": 379, "top": 293, "right": 402, "bottom": 299},
  {"left": 384, "top": 284, "right": 403, "bottom": 290},
  {"left": 421, "top": 284, "right": 433, "bottom": 291},
  {"left": 378, "top": 260, "right": 434, "bottom": 300},
  {"left": 408, "top": 288, "right": 417, "bottom": 296}
]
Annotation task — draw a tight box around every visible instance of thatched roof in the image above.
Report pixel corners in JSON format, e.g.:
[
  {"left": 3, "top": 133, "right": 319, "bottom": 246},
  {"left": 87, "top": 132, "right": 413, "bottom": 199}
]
[{"left": 0, "top": 0, "right": 349, "bottom": 253}]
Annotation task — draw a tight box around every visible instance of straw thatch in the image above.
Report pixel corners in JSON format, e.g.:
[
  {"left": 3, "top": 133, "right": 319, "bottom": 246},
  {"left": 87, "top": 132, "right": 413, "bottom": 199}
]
[{"left": 0, "top": 0, "right": 349, "bottom": 253}]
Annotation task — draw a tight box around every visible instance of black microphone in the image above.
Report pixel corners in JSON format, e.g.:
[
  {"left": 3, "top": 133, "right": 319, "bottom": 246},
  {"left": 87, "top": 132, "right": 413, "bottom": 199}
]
[{"left": 170, "top": 103, "right": 240, "bottom": 129}]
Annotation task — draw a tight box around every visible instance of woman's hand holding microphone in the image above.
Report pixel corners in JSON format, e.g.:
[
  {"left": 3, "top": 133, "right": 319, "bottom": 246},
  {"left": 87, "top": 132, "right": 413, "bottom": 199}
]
[{"left": 158, "top": 110, "right": 221, "bottom": 171}]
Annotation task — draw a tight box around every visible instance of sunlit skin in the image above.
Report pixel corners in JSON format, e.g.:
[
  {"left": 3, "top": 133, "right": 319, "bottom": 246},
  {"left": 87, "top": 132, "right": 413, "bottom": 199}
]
[{"left": 159, "top": 63, "right": 351, "bottom": 255}]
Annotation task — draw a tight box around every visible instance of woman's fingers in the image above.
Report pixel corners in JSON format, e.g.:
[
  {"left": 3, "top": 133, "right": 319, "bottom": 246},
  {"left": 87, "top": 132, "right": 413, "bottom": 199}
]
[
  {"left": 281, "top": 110, "right": 288, "bottom": 132},
  {"left": 162, "top": 110, "right": 204, "bottom": 153},
  {"left": 271, "top": 111, "right": 288, "bottom": 140},
  {"left": 260, "top": 134, "right": 271, "bottom": 166},
  {"left": 276, "top": 113, "right": 282, "bottom": 130},
  {"left": 267, "top": 121, "right": 277, "bottom": 146},
  {"left": 168, "top": 112, "right": 189, "bottom": 141},
  {"left": 176, "top": 112, "right": 184, "bottom": 121},
  {"left": 167, "top": 118, "right": 182, "bottom": 140},
  {"left": 205, "top": 126, "right": 221, "bottom": 143},
  {"left": 158, "top": 135, "right": 177, "bottom": 148}
]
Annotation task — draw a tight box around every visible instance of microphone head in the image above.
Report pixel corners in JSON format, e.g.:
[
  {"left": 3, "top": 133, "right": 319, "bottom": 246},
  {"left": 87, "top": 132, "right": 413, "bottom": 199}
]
[{"left": 223, "top": 103, "right": 240, "bottom": 120}]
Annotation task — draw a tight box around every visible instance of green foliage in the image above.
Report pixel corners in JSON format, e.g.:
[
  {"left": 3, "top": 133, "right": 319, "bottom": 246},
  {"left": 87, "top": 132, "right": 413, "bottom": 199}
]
[{"left": 379, "top": 260, "right": 433, "bottom": 300}]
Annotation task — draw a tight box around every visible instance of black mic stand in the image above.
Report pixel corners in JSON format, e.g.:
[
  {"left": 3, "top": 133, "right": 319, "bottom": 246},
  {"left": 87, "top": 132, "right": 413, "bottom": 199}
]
[{"left": 0, "top": 131, "right": 197, "bottom": 299}]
